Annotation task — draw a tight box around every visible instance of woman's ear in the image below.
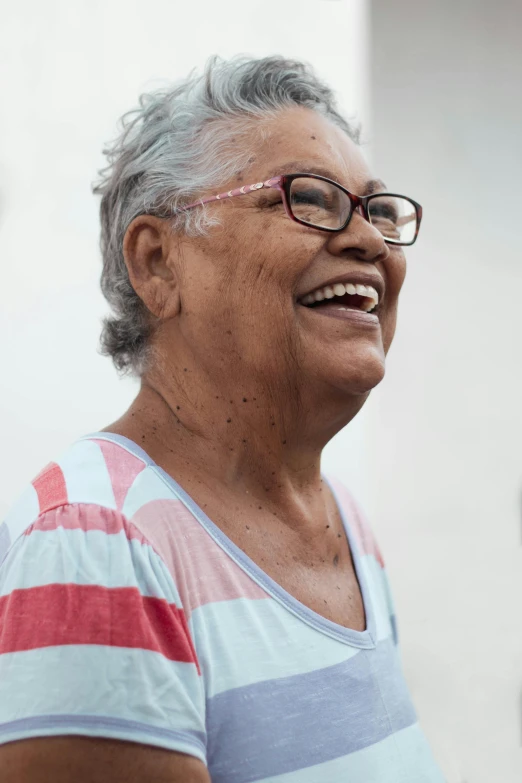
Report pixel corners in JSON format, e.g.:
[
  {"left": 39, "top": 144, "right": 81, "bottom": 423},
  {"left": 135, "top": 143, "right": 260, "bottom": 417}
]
[{"left": 122, "top": 215, "right": 181, "bottom": 320}]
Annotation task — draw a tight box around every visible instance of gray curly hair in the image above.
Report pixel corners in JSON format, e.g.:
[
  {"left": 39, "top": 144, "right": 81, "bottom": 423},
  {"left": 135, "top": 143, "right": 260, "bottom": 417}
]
[{"left": 93, "top": 54, "right": 360, "bottom": 377}]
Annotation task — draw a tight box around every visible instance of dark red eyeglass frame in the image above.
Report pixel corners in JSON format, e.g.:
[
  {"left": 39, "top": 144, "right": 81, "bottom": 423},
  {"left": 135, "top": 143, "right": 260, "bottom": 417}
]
[{"left": 181, "top": 172, "right": 423, "bottom": 246}]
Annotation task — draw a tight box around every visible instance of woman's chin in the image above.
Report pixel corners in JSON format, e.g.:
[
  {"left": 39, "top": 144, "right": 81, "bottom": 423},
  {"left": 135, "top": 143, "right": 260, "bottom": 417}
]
[
  {"left": 338, "top": 363, "right": 385, "bottom": 396},
  {"left": 310, "top": 345, "right": 386, "bottom": 397}
]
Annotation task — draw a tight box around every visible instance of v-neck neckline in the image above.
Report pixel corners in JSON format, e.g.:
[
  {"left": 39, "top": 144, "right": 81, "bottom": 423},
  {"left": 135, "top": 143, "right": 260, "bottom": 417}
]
[{"left": 82, "top": 431, "right": 377, "bottom": 648}]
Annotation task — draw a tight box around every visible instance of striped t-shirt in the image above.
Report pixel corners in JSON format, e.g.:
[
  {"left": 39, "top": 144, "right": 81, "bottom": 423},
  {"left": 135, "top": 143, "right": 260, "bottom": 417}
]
[{"left": 0, "top": 432, "right": 445, "bottom": 782}]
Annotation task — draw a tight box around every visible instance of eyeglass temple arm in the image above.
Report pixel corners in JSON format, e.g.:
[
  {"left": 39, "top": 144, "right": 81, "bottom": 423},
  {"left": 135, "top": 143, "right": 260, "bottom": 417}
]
[{"left": 181, "top": 178, "right": 282, "bottom": 211}]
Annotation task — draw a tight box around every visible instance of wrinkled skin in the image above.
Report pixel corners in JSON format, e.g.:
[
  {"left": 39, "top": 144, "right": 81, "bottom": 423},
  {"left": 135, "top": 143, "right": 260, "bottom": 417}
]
[{"left": 104, "top": 106, "right": 406, "bottom": 551}]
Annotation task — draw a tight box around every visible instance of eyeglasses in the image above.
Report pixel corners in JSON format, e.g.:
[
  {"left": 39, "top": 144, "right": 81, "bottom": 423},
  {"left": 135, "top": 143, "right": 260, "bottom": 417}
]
[{"left": 180, "top": 173, "right": 423, "bottom": 246}]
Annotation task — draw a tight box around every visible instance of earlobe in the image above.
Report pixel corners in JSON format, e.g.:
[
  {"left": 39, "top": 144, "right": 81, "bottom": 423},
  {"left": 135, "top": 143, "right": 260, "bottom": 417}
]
[{"left": 122, "top": 215, "right": 180, "bottom": 320}]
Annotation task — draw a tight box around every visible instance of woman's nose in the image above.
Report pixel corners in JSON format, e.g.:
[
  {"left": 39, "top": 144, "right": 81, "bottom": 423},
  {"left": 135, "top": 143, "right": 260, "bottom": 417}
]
[{"left": 338, "top": 208, "right": 390, "bottom": 264}]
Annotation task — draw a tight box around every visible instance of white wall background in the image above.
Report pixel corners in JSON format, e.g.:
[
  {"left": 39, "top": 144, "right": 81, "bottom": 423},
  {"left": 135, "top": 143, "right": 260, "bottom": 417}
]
[
  {"left": 370, "top": 2, "right": 522, "bottom": 781},
  {"left": 0, "top": 0, "right": 372, "bottom": 516}
]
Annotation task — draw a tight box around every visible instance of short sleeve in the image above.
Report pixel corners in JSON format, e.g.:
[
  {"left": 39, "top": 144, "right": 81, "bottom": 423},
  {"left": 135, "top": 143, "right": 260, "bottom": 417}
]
[{"left": 0, "top": 503, "right": 207, "bottom": 763}]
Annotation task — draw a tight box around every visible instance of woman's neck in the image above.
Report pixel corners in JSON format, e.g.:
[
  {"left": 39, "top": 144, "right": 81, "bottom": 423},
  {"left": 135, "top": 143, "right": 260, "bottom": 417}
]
[{"left": 101, "top": 373, "right": 361, "bottom": 530}]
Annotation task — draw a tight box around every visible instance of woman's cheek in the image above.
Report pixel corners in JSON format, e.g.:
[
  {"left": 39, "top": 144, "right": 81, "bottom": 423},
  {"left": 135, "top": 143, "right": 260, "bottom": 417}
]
[{"left": 382, "top": 301, "right": 399, "bottom": 355}]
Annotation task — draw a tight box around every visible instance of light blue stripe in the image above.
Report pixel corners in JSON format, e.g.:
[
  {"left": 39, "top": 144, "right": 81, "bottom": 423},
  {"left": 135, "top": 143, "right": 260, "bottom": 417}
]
[
  {"left": 122, "top": 466, "right": 176, "bottom": 519},
  {"left": 56, "top": 439, "right": 117, "bottom": 509},
  {"left": 380, "top": 566, "right": 400, "bottom": 645},
  {"left": 0, "top": 523, "right": 11, "bottom": 566},
  {"left": 191, "top": 596, "right": 361, "bottom": 697},
  {"left": 256, "top": 723, "right": 445, "bottom": 783},
  {"left": 1, "top": 482, "right": 39, "bottom": 561},
  {"left": 0, "top": 525, "right": 182, "bottom": 607},
  {"left": 0, "top": 713, "right": 206, "bottom": 763},
  {"left": 0, "top": 645, "right": 206, "bottom": 744},
  {"left": 364, "top": 555, "right": 397, "bottom": 642},
  {"left": 206, "top": 636, "right": 417, "bottom": 783}
]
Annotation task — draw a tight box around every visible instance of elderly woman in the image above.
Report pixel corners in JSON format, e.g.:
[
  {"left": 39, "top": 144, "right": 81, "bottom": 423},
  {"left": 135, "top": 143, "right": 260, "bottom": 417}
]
[{"left": 0, "top": 57, "right": 444, "bottom": 782}]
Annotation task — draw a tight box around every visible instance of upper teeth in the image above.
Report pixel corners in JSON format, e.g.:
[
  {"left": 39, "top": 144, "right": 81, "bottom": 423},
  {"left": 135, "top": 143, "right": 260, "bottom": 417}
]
[{"left": 300, "top": 283, "right": 379, "bottom": 312}]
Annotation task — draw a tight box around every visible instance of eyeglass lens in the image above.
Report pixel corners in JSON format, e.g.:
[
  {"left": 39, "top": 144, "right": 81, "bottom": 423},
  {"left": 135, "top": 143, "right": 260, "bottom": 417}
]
[
  {"left": 367, "top": 195, "right": 417, "bottom": 244},
  {"left": 288, "top": 177, "right": 417, "bottom": 243}
]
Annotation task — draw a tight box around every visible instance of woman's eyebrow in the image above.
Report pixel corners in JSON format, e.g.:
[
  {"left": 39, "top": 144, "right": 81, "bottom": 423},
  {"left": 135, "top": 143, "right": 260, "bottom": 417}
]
[
  {"left": 364, "top": 178, "right": 388, "bottom": 195},
  {"left": 266, "top": 162, "right": 338, "bottom": 179}
]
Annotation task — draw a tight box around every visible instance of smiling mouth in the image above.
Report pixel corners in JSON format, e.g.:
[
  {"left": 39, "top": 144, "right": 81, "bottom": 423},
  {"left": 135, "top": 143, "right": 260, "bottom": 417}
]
[{"left": 298, "top": 282, "right": 379, "bottom": 315}]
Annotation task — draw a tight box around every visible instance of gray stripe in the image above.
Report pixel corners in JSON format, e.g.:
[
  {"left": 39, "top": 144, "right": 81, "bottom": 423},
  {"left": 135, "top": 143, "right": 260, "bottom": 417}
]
[
  {"left": 0, "top": 523, "right": 11, "bottom": 566},
  {"left": 0, "top": 713, "right": 206, "bottom": 756},
  {"left": 390, "top": 613, "right": 398, "bottom": 645},
  {"left": 207, "top": 636, "right": 417, "bottom": 783}
]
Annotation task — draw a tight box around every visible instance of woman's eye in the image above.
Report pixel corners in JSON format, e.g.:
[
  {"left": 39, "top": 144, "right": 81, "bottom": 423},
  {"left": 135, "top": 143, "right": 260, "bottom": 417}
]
[
  {"left": 293, "top": 190, "right": 327, "bottom": 207},
  {"left": 370, "top": 204, "right": 398, "bottom": 223}
]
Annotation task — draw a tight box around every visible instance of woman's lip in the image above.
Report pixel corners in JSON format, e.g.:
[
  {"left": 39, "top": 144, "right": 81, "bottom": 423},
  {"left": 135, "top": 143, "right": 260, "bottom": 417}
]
[{"left": 299, "top": 304, "right": 380, "bottom": 325}]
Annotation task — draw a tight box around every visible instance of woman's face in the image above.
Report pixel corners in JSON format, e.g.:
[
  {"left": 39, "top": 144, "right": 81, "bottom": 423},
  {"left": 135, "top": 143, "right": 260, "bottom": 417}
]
[{"left": 165, "top": 106, "right": 407, "bottom": 408}]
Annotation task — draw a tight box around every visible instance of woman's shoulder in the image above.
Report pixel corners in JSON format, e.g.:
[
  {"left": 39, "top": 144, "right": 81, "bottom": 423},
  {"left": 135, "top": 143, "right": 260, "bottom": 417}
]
[{"left": 0, "top": 434, "right": 174, "bottom": 566}]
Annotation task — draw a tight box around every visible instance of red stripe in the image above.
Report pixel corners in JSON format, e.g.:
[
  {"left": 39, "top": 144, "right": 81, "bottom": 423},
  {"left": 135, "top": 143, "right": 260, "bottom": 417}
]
[
  {"left": 131, "top": 499, "right": 270, "bottom": 618},
  {"left": 93, "top": 439, "right": 146, "bottom": 512},
  {"left": 0, "top": 583, "right": 200, "bottom": 673},
  {"left": 32, "top": 462, "right": 68, "bottom": 514},
  {"left": 22, "top": 503, "right": 150, "bottom": 551}
]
